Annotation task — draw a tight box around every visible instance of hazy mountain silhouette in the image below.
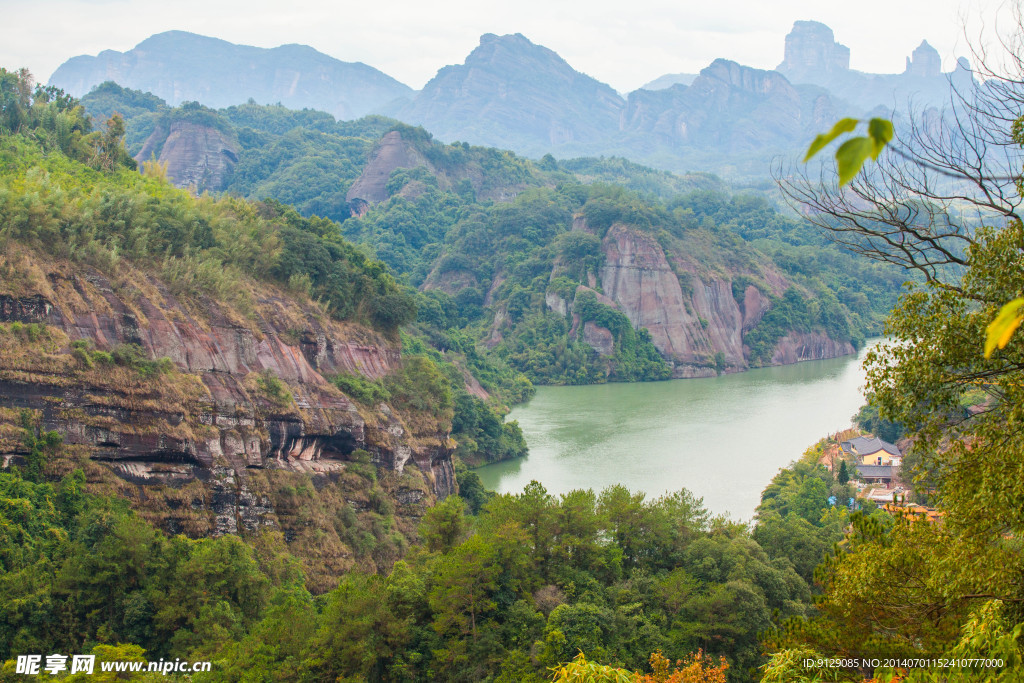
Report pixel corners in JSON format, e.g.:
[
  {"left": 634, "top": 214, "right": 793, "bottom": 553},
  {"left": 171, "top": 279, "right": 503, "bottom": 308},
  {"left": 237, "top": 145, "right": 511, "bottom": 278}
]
[
  {"left": 51, "top": 23, "right": 972, "bottom": 177},
  {"left": 49, "top": 31, "right": 413, "bottom": 120}
]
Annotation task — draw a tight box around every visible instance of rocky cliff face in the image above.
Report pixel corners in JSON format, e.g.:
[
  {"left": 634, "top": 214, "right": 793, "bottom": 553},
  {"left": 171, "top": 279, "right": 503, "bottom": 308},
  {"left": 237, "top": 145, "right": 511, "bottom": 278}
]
[
  {"left": 346, "top": 130, "right": 429, "bottom": 205},
  {"left": 775, "top": 21, "right": 966, "bottom": 112},
  {"left": 905, "top": 40, "right": 942, "bottom": 78},
  {"left": 0, "top": 248, "right": 454, "bottom": 587},
  {"left": 135, "top": 121, "right": 239, "bottom": 192},
  {"left": 599, "top": 224, "right": 710, "bottom": 364},
  {"left": 567, "top": 218, "right": 856, "bottom": 376},
  {"left": 770, "top": 332, "right": 855, "bottom": 365},
  {"left": 620, "top": 59, "right": 833, "bottom": 158},
  {"left": 777, "top": 21, "right": 851, "bottom": 81}
]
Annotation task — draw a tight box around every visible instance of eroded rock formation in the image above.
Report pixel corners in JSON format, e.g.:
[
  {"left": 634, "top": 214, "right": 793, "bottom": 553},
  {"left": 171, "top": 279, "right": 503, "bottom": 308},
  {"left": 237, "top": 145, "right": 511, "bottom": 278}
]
[
  {"left": 555, "top": 217, "right": 857, "bottom": 376},
  {"left": 771, "top": 331, "right": 855, "bottom": 364},
  {"left": 0, "top": 250, "right": 455, "bottom": 577},
  {"left": 777, "top": 21, "right": 851, "bottom": 80},
  {"left": 346, "top": 130, "right": 430, "bottom": 204},
  {"left": 905, "top": 40, "right": 942, "bottom": 78},
  {"left": 135, "top": 121, "right": 239, "bottom": 192}
]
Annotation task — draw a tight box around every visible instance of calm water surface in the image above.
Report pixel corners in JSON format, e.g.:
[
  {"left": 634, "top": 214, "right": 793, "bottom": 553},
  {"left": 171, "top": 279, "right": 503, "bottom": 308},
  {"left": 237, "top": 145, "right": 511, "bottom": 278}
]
[{"left": 476, "top": 342, "right": 877, "bottom": 521}]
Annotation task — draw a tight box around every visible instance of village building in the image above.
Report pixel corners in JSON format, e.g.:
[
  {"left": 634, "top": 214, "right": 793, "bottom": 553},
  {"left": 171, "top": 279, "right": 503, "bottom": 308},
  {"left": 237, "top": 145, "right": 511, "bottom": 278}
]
[{"left": 841, "top": 436, "right": 903, "bottom": 488}]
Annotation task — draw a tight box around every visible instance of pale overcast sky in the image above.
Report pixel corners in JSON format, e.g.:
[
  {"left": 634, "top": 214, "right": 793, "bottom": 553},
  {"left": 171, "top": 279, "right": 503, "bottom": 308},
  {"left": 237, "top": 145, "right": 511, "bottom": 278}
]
[{"left": 0, "top": 0, "right": 1012, "bottom": 93}]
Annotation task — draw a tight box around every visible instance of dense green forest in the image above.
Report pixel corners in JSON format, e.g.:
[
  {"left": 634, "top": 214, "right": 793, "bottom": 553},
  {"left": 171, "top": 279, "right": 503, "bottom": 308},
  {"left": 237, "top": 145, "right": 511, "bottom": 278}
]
[{"left": 1, "top": 425, "right": 861, "bottom": 682}]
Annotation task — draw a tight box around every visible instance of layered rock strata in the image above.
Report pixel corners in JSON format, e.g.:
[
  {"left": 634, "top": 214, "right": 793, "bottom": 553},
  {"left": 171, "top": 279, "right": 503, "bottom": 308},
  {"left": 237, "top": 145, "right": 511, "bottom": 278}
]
[
  {"left": 0, "top": 254, "right": 455, "bottom": 550},
  {"left": 550, "top": 217, "right": 857, "bottom": 376}
]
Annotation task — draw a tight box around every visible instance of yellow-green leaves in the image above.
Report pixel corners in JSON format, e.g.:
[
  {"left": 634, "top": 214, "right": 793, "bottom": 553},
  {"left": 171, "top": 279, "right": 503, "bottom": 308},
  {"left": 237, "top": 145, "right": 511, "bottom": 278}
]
[
  {"left": 984, "top": 297, "right": 1024, "bottom": 358},
  {"left": 804, "top": 118, "right": 859, "bottom": 162},
  {"left": 868, "top": 118, "right": 895, "bottom": 153},
  {"left": 804, "top": 117, "right": 895, "bottom": 185}
]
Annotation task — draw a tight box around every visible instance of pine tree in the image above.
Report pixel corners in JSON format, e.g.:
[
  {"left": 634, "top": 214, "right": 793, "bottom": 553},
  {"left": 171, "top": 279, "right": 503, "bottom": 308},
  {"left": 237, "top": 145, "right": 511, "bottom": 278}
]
[{"left": 837, "top": 460, "right": 849, "bottom": 485}]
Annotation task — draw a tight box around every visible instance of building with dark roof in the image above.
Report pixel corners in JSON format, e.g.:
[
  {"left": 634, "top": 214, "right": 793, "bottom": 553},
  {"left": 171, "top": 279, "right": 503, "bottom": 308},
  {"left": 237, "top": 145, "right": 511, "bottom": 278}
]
[
  {"left": 856, "top": 464, "right": 895, "bottom": 486},
  {"left": 841, "top": 436, "right": 902, "bottom": 466}
]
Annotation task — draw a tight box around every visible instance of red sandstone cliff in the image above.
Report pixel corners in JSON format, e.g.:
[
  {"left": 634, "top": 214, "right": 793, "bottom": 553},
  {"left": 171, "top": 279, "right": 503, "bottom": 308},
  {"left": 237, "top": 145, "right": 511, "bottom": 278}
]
[
  {"left": 0, "top": 247, "right": 454, "bottom": 584},
  {"left": 559, "top": 217, "right": 856, "bottom": 375}
]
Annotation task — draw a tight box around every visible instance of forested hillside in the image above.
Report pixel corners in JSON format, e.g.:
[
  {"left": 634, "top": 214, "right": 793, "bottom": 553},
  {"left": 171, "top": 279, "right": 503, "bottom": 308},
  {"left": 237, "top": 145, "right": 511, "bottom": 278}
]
[
  {"left": 8, "top": 4, "right": 1024, "bottom": 680},
  {"left": 6, "top": 17, "right": 1023, "bottom": 675},
  {"left": 0, "top": 68, "right": 528, "bottom": 585},
  {"left": 79, "top": 82, "right": 904, "bottom": 389}
]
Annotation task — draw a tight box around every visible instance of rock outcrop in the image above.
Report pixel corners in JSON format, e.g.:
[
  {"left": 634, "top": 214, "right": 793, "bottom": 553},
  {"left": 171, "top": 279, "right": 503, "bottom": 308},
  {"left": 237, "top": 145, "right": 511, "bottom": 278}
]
[
  {"left": 775, "top": 22, "right": 969, "bottom": 113},
  {"left": 771, "top": 332, "right": 856, "bottom": 365},
  {"left": 905, "top": 40, "right": 942, "bottom": 78},
  {"left": 135, "top": 121, "right": 239, "bottom": 192},
  {"left": 620, "top": 58, "right": 839, "bottom": 160},
  {"left": 600, "top": 224, "right": 705, "bottom": 362},
  {"left": 346, "top": 130, "right": 430, "bottom": 205},
  {"left": 777, "top": 21, "right": 851, "bottom": 81},
  {"left": 582, "top": 321, "right": 615, "bottom": 357},
  {"left": 598, "top": 223, "right": 753, "bottom": 375},
  {"left": 557, "top": 218, "right": 858, "bottom": 376},
  {"left": 0, "top": 250, "right": 455, "bottom": 581},
  {"left": 740, "top": 284, "right": 772, "bottom": 332}
]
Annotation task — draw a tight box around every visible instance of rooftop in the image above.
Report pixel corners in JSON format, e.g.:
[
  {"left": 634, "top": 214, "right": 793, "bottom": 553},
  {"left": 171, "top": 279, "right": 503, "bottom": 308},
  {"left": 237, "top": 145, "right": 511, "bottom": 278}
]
[
  {"left": 842, "top": 436, "right": 901, "bottom": 457},
  {"left": 857, "top": 464, "right": 895, "bottom": 477}
]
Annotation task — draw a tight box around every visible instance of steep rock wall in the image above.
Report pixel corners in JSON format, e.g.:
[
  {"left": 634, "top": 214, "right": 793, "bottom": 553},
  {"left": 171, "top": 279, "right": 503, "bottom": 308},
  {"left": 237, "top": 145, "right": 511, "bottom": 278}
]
[
  {"left": 0, "top": 255, "right": 455, "bottom": 552},
  {"left": 346, "top": 130, "right": 429, "bottom": 205},
  {"left": 591, "top": 221, "right": 856, "bottom": 375},
  {"left": 598, "top": 223, "right": 746, "bottom": 375},
  {"left": 770, "top": 331, "right": 856, "bottom": 365},
  {"left": 135, "top": 121, "right": 239, "bottom": 192},
  {"left": 599, "top": 224, "right": 702, "bottom": 362}
]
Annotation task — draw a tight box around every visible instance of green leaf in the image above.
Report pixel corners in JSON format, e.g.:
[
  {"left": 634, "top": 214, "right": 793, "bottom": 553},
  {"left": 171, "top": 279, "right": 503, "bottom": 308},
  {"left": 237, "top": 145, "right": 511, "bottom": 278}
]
[
  {"left": 867, "top": 118, "right": 894, "bottom": 159},
  {"left": 984, "top": 297, "right": 1024, "bottom": 358},
  {"left": 804, "top": 118, "right": 860, "bottom": 162},
  {"left": 835, "top": 137, "right": 874, "bottom": 186}
]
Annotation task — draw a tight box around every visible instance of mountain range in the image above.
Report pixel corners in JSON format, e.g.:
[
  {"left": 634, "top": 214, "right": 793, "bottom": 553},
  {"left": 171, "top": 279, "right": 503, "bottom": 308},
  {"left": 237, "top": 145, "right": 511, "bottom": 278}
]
[{"left": 49, "top": 23, "right": 971, "bottom": 176}]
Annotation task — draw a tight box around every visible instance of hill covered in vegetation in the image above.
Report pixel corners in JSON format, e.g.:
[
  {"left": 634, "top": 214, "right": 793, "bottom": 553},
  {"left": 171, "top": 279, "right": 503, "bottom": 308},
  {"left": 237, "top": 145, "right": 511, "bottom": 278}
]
[
  {"left": 0, "top": 68, "right": 529, "bottom": 587},
  {"left": 0, "top": 69, "right": 872, "bottom": 682},
  {"left": 79, "top": 82, "right": 904, "bottom": 389}
]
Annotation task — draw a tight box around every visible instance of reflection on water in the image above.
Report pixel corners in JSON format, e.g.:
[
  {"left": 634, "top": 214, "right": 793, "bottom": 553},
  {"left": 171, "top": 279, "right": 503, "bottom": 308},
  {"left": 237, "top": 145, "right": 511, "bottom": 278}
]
[{"left": 475, "top": 342, "right": 877, "bottom": 521}]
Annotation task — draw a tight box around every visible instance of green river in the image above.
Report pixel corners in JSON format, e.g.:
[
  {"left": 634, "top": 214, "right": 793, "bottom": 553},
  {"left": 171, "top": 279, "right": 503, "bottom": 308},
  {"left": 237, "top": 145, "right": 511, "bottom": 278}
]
[{"left": 475, "top": 342, "right": 876, "bottom": 521}]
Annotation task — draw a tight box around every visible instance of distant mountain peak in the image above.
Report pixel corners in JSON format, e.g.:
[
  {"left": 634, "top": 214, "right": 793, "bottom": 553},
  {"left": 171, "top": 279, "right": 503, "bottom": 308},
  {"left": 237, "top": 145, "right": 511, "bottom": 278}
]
[
  {"left": 640, "top": 73, "right": 697, "bottom": 91},
  {"left": 699, "top": 59, "right": 794, "bottom": 94},
  {"left": 463, "top": 32, "right": 571, "bottom": 72},
  {"left": 389, "top": 33, "right": 623, "bottom": 154},
  {"left": 905, "top": 39, "right": 941, "bottom": 77},
  {"left": 49, "top": 32, "right": 412, "bottom": 121},
  {"left": 135, "top": 30, "right": 233, "bottom": 49},
  {"left": 777, "top": 20, "right": 850, "bottom": 79}
]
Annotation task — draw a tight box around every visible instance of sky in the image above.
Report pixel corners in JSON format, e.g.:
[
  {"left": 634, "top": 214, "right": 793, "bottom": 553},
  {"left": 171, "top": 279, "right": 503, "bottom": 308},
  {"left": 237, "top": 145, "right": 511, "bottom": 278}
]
[{"left": 0, "top": 0, "right": 1012, "bottom": 93}]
